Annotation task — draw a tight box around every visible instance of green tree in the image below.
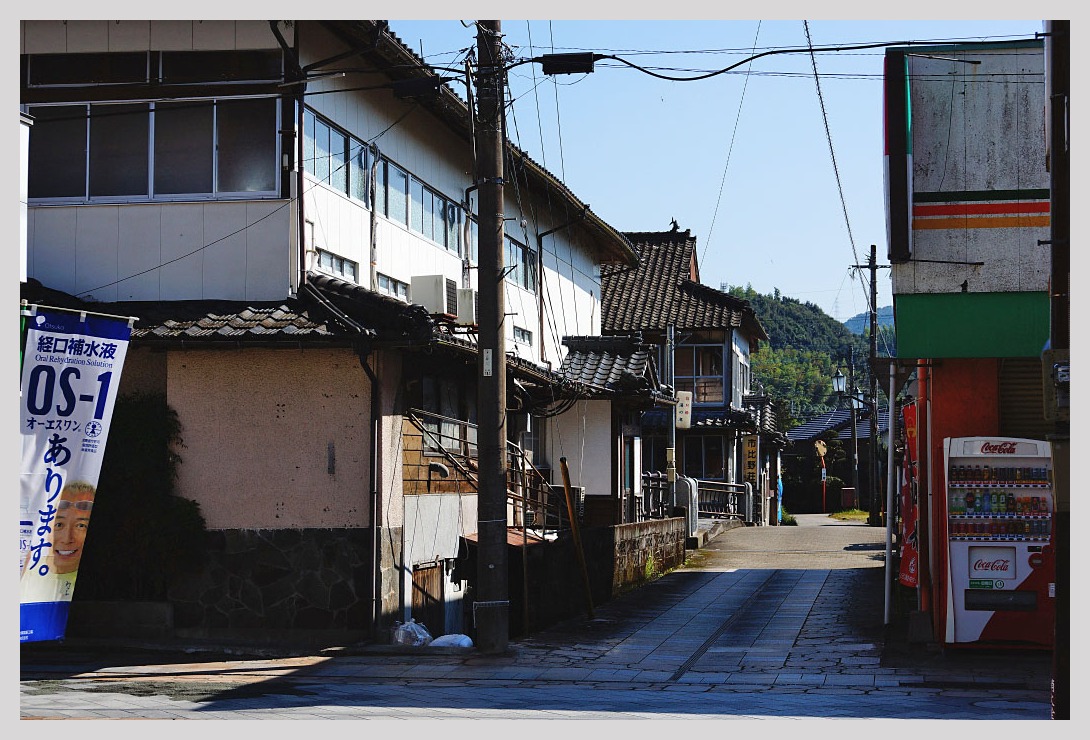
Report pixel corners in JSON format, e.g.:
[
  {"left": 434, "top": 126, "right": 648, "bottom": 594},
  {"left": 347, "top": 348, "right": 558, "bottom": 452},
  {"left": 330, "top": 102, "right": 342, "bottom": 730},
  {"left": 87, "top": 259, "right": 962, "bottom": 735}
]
[{"left": 75, "top": 392, "right": 207, "bottom": 601}]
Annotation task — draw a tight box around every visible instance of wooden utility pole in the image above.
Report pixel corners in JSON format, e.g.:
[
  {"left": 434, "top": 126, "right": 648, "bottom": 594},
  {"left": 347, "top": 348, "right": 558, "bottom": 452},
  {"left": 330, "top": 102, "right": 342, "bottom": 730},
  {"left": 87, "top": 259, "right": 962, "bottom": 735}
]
[{"left": 474, "top": 20, "right": 509, "bottom": 654}]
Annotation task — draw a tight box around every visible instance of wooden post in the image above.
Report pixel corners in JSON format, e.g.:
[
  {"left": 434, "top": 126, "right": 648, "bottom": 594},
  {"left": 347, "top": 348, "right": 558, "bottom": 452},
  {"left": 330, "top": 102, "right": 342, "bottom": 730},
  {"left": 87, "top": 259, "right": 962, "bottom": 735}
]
[{"left": 560, "top": 457, "right": 595, "bottom": 619}]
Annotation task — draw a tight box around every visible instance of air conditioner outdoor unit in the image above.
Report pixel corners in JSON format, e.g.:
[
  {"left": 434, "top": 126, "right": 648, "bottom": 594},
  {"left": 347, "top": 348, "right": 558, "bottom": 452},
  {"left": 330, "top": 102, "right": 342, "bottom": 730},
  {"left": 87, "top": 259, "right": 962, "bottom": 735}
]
[
  {"left": 410, "top": 275, "right": 458, "bottom": 317},
  {"left": 456, "top": 288, "right": 478, "bottom": 325}
]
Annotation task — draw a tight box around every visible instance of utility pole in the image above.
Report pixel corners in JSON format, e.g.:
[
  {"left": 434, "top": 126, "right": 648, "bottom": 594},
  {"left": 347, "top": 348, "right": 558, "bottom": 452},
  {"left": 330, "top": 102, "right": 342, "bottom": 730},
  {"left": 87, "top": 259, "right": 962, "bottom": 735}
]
[
  {"left": 666, "top": 323, "right": 677, "bottom": 492},
  {"left": 848, "top": 348, "right": 860, "bottom": 512},
  {"left": 867, "top": 244, "right": 881, "bottom": 527},
  {"left": 474, "top": 19, "right": 509, "bottom": 655},
  {"left": 1044, "top": 18, "right": 1069, "bottom": 720}
]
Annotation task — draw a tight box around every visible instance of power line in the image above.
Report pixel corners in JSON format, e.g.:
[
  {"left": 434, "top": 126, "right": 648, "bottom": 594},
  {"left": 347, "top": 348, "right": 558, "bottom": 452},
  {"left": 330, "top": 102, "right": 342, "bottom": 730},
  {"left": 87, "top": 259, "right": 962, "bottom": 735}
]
[
  {"left": 802, "top": 21, "right": 868, "bottom": 314},
  {"left": 701, "top": 21, "right": 761, "bottom": 268}
]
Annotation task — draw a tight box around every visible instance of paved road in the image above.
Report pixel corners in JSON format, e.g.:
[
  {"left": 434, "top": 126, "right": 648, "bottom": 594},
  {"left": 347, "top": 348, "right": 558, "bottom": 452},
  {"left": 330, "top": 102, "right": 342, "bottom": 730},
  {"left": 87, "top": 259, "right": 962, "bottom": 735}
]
[{"left": 20, "top": 514, "right": 1055, "bottom": 720}]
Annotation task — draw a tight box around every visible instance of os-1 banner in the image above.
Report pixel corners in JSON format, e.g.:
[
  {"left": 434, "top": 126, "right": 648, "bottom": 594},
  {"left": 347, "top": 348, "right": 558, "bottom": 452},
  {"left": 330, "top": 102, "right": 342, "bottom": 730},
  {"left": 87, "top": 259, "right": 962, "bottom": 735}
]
[{"left": 19, "top": 305, "right": 133, "bottom": 643}]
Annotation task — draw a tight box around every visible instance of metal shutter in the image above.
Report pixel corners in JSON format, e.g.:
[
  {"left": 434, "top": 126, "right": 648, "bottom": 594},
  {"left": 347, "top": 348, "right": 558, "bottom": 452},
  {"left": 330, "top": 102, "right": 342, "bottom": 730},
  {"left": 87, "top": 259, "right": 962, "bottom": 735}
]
[{"left": 998, "top": 358, "right": 1049, "bottom": 440}]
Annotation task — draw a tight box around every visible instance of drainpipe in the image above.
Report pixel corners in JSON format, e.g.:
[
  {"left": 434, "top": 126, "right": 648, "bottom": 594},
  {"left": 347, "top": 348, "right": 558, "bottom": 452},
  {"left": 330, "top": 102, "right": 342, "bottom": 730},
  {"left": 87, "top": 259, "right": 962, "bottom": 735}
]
[
  {"left": 358, "top": 345, "right": 383, "bottom": 641},
  {"left": 293, "top": 27, "right": 308, "bottom": 295},
  {"left": 369, "top": 143, "right": 380, "bottom": 291}
]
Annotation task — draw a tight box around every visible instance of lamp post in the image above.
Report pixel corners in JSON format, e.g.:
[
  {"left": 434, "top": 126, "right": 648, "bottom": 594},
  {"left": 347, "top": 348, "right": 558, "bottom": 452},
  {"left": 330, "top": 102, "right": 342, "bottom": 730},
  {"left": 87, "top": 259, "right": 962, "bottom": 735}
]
[{"left": 832, "top": 363, "right": 860, "bottom": 513}]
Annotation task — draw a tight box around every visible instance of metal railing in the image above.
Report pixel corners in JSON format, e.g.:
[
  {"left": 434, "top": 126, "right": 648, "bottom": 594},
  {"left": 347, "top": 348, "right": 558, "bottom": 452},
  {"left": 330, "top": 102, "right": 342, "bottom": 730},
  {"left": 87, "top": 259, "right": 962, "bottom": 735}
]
[
  {"left": 694, "top": 479, "right": 752, "bottom": 522},
  {"left": 635, "top": 472, "right": 674, "bottom": 522},
  {"left": 402, "top": 409, "right": 569, "bottom": 537}
]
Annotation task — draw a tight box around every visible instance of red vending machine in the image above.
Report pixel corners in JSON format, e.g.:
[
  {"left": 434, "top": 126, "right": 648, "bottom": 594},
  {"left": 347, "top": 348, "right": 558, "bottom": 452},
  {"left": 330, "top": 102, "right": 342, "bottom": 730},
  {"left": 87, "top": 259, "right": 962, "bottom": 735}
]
[{"left": 943, "top": 436, "right": 1055, "bottom": 648}]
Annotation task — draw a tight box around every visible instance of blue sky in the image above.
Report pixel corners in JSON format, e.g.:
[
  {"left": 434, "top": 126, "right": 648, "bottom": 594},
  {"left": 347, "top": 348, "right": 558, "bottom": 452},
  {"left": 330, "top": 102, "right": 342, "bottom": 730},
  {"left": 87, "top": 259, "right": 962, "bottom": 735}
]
[{"left": 387, "top": 17, "right": 1044, "bottom": 322}]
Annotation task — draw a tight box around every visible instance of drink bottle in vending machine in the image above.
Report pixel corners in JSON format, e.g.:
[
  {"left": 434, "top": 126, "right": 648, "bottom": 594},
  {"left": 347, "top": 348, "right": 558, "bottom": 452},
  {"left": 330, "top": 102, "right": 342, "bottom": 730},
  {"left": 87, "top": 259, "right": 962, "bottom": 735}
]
[{"left": 942, "top": 437, "right": 1054, "bottom": 648}]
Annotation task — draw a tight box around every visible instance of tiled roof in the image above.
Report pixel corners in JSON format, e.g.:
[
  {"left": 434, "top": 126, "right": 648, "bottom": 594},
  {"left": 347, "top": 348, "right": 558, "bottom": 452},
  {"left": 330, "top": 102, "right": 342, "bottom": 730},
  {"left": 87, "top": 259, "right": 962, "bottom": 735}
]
[
  {"left": 786, "top": 408, "right": 890, "bottom": 443},
  {"left": 134, "top": 304, "right": 336, "bottom": 340},
  {"left": 558, "top": 334, "right": 662, "bottom": 393},
  {"left": 600, "top": 228, "right": 768, "bottom": 341},
  {"left": 19, "top": 279, "right": 343, "bottom": 343},
  {"left": 304, "top": 271, "right": 434, "bottom": 341},
  {"left": 19, "top": 275, "right": 434, "bottom": 345},
  {"left": 641, "top": 407, "right": 758, "bottom": 432}
]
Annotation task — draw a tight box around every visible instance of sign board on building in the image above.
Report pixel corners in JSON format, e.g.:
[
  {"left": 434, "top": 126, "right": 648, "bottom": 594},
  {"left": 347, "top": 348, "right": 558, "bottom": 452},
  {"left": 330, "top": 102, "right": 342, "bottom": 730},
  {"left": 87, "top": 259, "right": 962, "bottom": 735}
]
[
  {"left": 743, "top": 434, "right": 758, "bottom": 486},
  {"left": 675, "top": 391, "right": 692, "bottom": 429}
]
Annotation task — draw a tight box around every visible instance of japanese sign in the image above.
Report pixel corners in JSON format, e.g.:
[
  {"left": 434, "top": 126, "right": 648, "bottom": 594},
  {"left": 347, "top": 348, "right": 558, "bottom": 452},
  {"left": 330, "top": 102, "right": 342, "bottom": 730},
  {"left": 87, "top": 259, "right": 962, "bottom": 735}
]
[
  {"left": 674, "top": 391, "right": 692, "bottom": 429},
  {"left": 898, "top": 402, "right": 920, "bottom": 588},
  {"left": 743, "top": 434, "right": 758, "bottom": 486},
  {"left": 19, "top": 305, "right": 132, "bottom": 643}
]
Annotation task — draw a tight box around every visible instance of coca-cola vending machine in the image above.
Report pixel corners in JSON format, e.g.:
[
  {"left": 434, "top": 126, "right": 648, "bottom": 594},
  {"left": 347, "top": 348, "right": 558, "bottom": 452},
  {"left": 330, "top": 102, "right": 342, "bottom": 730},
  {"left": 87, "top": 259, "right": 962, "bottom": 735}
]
[{"left": 943, "top": 436, "right": 1055, "bottom": 647}]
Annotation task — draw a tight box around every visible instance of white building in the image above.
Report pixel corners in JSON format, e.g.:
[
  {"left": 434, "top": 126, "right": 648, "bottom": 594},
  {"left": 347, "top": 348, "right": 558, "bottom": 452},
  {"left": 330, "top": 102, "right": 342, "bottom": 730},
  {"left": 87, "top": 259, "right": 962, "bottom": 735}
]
[{"left": 20, "top": 20, "right": 652, "bottom": 643}]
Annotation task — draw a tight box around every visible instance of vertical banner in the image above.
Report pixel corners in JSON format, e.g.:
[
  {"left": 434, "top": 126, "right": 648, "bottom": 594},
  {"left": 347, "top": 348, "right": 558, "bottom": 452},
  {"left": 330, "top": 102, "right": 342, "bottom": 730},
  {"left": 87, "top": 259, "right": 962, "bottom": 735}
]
[
  {"left": 19, "top": 306, "right": 132, "bottom": 643},
  {"left": 898, "top": 402, "right": 920, "bottom": 588}
]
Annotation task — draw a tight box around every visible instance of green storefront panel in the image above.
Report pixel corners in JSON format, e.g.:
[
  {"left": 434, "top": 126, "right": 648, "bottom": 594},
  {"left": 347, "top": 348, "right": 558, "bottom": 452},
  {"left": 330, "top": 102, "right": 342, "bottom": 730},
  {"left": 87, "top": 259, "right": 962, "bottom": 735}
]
[{"left": 895, "top": 292, "right": 1050, "bottom": 358}]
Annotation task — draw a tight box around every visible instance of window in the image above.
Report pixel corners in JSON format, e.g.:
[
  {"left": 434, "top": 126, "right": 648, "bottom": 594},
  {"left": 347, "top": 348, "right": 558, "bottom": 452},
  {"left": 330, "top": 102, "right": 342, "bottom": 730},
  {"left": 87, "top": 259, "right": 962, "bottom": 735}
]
[
  {"left": 24, "top": 49, "right": 283, "bottom": 87},
  {"left": 674, "top": 344, "right": 724, "bottom": 404},
  {"left": 155, "top": 101, "right": 214, "bottom": 194},
  {"left": 26, "top": 52, "right": 149, "bottom": 86},
  {"left": 377, "top": 273, "right": 410, "bottom": 301},
  {"left": 408, "top": 175, "right": 460, "bottom": 252},
  {"left": 386, "top": 162, "right": 409, "bottom": 226},
  {"left": 89, "top": 103, "right": 149, "bottom": 197},
  {"left": 410, "top": 178, "right": 429, "bottom": 236},
  {"left": 350, "top": 144, "right": 369, "bottom": 204},
  {"left": 215, "top": 98, "right": 278, "bottom": 193},
  {"left": 159, "top": 50, "right": 282, "bottom": 84},
  {"left": 316, "top": 249, "right": 358, "bottom": 283},
  {"left": 683, "top": 435, "right": 726, "bottom": 480},
  {"left": 513, "top": 326, "right": 533, "bottom": 346},
  {"left": 421, "top": 374, "right": 476, "bottom": 455},
  {"left": 505, "top": 235, "right": 537, "bottom": 293},
  {"left": 28, "top": 98, "right": 279, "bottom": 201},
  {"left": 303, "top": 107, "right": 370, "bottom": 204}
]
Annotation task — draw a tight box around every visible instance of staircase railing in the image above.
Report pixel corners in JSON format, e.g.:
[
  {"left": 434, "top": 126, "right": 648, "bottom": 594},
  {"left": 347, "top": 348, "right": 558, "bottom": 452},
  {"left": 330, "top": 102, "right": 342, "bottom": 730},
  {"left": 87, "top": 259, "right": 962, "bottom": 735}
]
[{"left": 403, "top": 409, "right": 568, "bottom": 537}]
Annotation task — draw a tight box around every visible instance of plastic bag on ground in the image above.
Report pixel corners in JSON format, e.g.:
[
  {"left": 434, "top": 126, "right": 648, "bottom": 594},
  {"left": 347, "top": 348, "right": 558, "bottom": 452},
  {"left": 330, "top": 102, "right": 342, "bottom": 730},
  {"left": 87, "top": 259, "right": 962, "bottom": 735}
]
[
  {"left": 391, "top": 618, "right": 433, "bottom": 646},
  {"left": 429, "top": 633, "right": 473, "bottom": 647}
]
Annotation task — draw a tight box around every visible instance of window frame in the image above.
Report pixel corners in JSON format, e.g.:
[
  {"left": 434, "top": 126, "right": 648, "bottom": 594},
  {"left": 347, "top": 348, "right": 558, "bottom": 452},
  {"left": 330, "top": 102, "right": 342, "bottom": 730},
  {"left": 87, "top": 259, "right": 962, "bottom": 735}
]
[
  {"left": 674, "top": 343, "right": 726, "bottom": 406},
  {"left": 27, "top": 96, "right": 280, "bottom": 203},
  {"left": 504, "top": 234, "right": 537, "bottom": 293},
  {"left": 315, "top": 248, "right": 359, "bottom": 284}
]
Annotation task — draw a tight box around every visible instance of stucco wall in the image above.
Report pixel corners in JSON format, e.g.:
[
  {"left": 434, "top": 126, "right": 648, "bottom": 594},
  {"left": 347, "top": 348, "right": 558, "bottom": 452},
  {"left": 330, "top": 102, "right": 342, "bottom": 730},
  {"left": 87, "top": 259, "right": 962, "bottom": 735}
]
[
  {"left": 547, "top": 399, "right": 614, "bottom": 497},
  {"left": 167, "top": 346, "right": 372, "bottom": 529}
]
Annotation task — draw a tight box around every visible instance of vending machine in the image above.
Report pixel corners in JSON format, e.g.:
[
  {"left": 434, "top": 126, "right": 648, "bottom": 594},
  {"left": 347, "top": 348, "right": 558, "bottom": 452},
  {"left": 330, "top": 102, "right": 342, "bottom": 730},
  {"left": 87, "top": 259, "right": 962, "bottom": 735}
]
[{"left": 942, "top": 437, "right": 1055, "bottom": 648}]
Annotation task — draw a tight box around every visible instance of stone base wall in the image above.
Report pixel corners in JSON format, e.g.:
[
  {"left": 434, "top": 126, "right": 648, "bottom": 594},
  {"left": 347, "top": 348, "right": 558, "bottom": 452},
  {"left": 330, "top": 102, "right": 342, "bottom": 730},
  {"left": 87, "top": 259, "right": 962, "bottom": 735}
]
[
  {"left": 166, "top": 528, "right": 373, "bottom": 637},
  {"left": 66, "top": 520, "right": 686, "bottom": 646},
  {"left": 608, "top": 518, "right": 688, "bottom": 596},
  {"left": 509, "top": 517, "right": 688, "bottom": 637}
]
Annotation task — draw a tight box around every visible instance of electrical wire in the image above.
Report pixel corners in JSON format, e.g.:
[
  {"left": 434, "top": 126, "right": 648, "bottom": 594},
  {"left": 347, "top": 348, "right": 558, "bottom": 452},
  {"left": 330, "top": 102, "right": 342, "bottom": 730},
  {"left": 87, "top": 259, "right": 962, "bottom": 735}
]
[
  {"left": 701, "top": 21, "right": 761, "bottom": 268},
  {"left": 802, "top": 21, "right": 868, "bottom": 314}
]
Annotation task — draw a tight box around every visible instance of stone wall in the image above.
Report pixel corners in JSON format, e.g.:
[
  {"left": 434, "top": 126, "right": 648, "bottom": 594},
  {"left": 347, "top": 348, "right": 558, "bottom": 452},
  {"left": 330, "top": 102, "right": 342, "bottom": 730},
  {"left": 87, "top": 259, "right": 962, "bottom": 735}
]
[
  {"left": 165, "top": 528, "right": 373, "bottom": 646},
  {"left": 67, "top": 519, "right": 687, "bottom": 646},
  {"left": 508, "top": 516, "right": 688, "bottom": 637}
]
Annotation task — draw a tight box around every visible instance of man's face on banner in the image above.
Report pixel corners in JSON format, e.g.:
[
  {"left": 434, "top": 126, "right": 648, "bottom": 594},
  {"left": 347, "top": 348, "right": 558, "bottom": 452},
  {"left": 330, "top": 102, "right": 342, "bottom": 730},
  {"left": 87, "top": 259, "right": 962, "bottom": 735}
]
[{"left": 52, "top": 488, "right": 94, "bottom": 575}]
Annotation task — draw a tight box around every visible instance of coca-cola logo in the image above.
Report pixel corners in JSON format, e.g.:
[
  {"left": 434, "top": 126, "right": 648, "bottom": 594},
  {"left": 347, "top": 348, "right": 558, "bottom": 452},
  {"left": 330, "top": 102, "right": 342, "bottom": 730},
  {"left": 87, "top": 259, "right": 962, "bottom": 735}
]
[
  {"left": 973, "top": 558, "right": 1011, "bottom": 572},
  {"left": 980, "top": 442, "right": 1018, "bottom": 454}
]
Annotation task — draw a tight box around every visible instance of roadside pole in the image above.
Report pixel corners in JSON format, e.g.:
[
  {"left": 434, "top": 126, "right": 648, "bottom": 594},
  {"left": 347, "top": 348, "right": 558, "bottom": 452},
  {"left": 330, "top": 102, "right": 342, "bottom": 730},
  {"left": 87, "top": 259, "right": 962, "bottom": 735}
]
[{"left": 474, "top": 19, "right": 509, "bottom": 655}]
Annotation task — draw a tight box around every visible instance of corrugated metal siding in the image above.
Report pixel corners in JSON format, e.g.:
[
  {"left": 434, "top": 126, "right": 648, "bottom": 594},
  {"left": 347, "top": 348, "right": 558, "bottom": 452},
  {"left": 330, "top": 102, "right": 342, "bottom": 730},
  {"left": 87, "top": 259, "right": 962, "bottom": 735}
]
[{"left": 999, "top": 357, "right": 1048, "bottom": 440}]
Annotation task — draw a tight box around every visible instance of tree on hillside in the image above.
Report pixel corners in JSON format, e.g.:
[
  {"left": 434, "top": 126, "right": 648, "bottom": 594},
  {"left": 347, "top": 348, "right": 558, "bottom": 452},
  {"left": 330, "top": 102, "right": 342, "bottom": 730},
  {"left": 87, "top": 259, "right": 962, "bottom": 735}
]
[{"left": 723, "top": 284, "right": 889, "bottom": 429}]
